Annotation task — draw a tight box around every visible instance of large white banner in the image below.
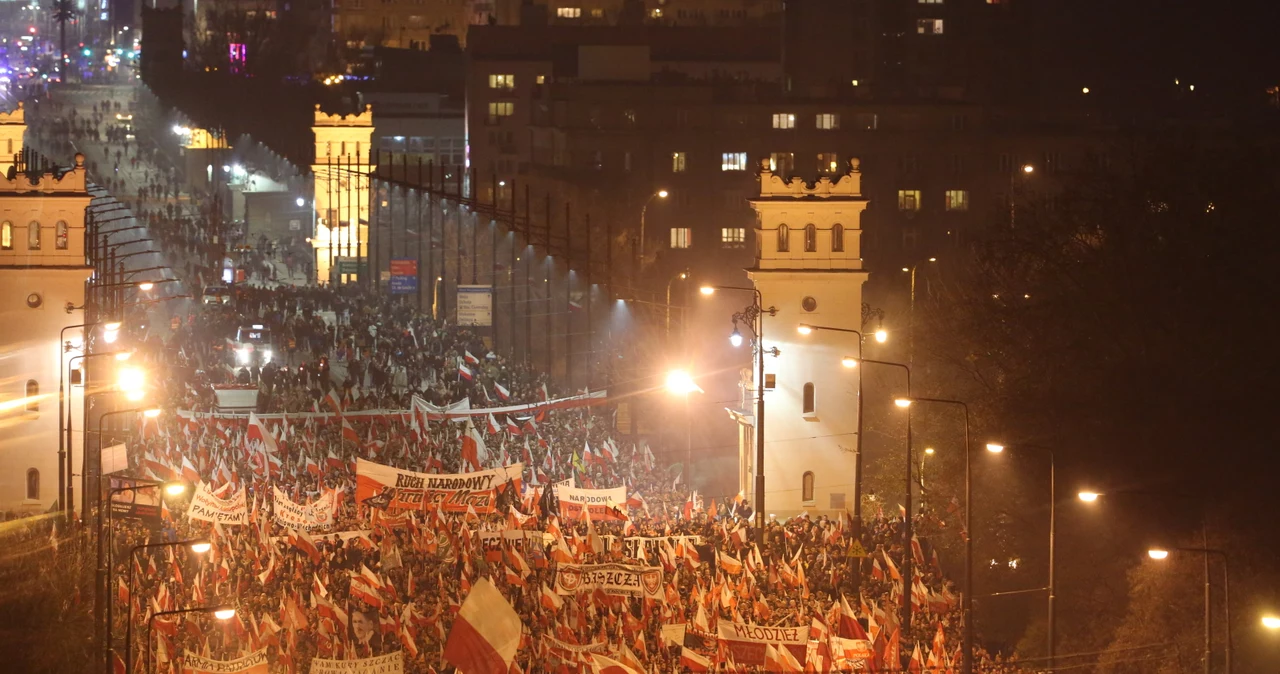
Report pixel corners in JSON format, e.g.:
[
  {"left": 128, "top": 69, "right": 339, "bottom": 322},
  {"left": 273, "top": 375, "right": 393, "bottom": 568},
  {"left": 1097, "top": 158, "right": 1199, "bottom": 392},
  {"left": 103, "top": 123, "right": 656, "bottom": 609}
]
[
  {"left": 556, "top": 485, "right": 627, "bottom": 521},
  {"left": 716, "top": 623, "right": 808, "bottom": 668},
  {"left": 553, "top": 562, "right": 663, "bottom": 600},
  {"left": 309, "top": 652, "right": 404, "bottom": 673},
  {"left": 356, "top": 458, "right": 522, "bottom": 513},
  {"left": 273, "top": 486, "right": 334, "bottom": 529},
  {"left": 182, "top": 648, "right": 268, "bottom": 674},
  {"left": 187, "top": 482, "right": 247, "bottom": 525}
]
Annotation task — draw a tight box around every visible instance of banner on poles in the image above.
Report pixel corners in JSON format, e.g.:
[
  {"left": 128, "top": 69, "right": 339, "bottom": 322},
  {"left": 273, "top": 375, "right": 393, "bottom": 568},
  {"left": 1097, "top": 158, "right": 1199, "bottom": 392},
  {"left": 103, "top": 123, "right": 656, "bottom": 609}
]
[
  {"left": 272, "top": 486, "right": 334, "bottom": 529},
  {"left": 181, "top": 648, "right": 268, "bottom": 674},
  {"left": 355, "top": 458, "right": 522, "bottom": 514},
  {"left": 556, "top": 485, "right": 628, "bottom": 521},
  {"left": 109, "top": 477, "right": 162, "bottom": 528},
  {"left": 186, "top": 483, "right": 248, "bottom": 525},
  {"left": 309, "top": 652, "right": 404, "bottom": 673},
  {"left": 830, "top": 636, "right": 875, "bottom": 671},
  {"left": 716, "top": 622, "right": 808, "bottom": 667},
  {"left": 553, "top": 562, "right": 663, "bottom": 599}
]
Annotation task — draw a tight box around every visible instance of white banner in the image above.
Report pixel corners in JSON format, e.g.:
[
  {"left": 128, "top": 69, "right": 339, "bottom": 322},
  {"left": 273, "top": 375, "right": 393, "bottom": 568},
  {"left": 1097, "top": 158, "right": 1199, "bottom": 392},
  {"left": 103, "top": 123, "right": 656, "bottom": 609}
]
[
  {"left": 356, "top": 458, "right": 522, "bottom": 513},
  {"left": 187, "top": 482, "right": 247, "bottom": 525},
  {"left": 309, "top": 652, "right": 404, "bottom": 673},
  {"left": 273, "top": 486, "right": 334, "bottom": 529},
  {"left": 556, "top": 485, "right": 628, "bottom": 521},
  {"left": 716, "top": 622, "right": 809, "bottom": 646},
  {"left": 553, "top": 562, "right": 663, "bottom": 600},
  {"left": 182, "top": 648, "right": 268, "bottom": 674}
]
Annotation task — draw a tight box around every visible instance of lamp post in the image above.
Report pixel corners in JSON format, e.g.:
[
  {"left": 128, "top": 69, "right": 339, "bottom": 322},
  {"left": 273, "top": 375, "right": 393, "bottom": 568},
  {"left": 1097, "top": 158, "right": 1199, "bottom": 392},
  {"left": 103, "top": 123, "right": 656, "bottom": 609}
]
[
  {"left": 59, "top": 322, "right": 123, "bottom": 518},
  {"left": 146, "top": 606, "right": 236, "bottom": 674},
  {"left": 795, "top": 323, "right": 911, "bottom": 606},
  {"left": 1147, "top": 546, "right": 1232, "bottom": 674},
  {"left": 637, "top": 189, "right": 668, "bottom": 267},
  {"left": 121, "top": 536, "right": 205, "bottom": 674},
  {"left": 1079, "top": 490, "right": 1217, "bottom": 674},
  {"left": 700, "top": 284, "right": 775, "bottom": 540},
  {"left": 985, "top": 442, "right": 1056, "bottom": 671},
  {"left": 1010, "top": 163, "right": 1034, "bottom": 227},
  {"left": 902, "top": 257, "right": 936, "bottom": 370},
  {"left": 665, "top": 270, "right": 689, "bottom": 341},
  {"left": 896, "top": 396, "right": 972, "bottom": 674}
]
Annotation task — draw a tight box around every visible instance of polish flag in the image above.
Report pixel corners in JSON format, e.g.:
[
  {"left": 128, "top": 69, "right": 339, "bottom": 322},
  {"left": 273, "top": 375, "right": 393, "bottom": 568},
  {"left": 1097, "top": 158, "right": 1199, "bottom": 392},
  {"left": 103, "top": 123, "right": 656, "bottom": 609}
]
[
  {"left": 679, "top": 647, "right": 712, "bottom": 672},
  {"left": 584, "top": 653, "right": 642, "bottom": 674},
  {"left": 247, "top": 413, "right": 278, "bottom": 455},
  {"left": 494, "top": 383, "right": 510, "bottom": 401},
  {"left": 323, "top": 389, "right": 343, "bottom": 414},
  {"left": 464, "top": 350, "right": 480, "bottom": 365},
  {"left": 765, "top": 643, "right": 803, "bottom": 673},
  {"left": 506, "top": 417, "right": 522, "bottom": 436},
  {"left": 487, "top": 414, "right": 501, "bottom": 436},
  {"left": 181, "top": 456, "right": 201, "bottom": 485},
  {"left": 538, "top": 383, "right": 549, "bottom": 401},
  {"left": 459, "top": 361, "right": 474, "bottom": 381},
  {"left": 342, "top": 418, "right": 360, "bottom": 443},
  {"left": 539, "top": 583, "right": 563, "bottom": 611},
  {"left": 443, "top": 578, "right": 522, "bottom": 674},
  {"left": 461, "top": 421, "right": 487, "bottom": 472}
]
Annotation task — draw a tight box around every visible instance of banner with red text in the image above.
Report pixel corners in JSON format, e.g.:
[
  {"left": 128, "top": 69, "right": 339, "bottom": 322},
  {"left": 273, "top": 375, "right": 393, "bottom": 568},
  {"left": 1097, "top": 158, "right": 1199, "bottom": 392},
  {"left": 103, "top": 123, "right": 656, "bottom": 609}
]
[
  {"left": 556, "top": 485, "right": 628, "bottom": 521},
  {"left": 830, "top": 636, "right": 875, "bottom": 671},
  {"left": 309, "top": 652, "right": 404, "bottom": 674},
  {"left": 181, "top": 648, "right": 268, "bottom": 674},
  {"left": 716, "top": 622, "right": 808, "bottom": 667},
  {"left": 186, "top": 482, "right": 247, "bottom": 525},
  {"left": 553, "top": 562, "right": 663, "bottom": 599},
  {"left": 355, "top": 458, "right": 522, "bottom": 514},
  {"left": 272, "top": 486, "right": 334, "bottom": 529}
]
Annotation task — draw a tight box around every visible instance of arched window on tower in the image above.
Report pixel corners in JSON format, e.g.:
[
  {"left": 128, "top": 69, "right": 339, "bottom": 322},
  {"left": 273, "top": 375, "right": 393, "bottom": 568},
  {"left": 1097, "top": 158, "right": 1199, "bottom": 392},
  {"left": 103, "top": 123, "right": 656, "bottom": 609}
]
[
  {"left": 832, "top": 224, "right": 845, "bottom": 252},
  {"left": 804, "top": 224, "right": 817, "bottom": 252},
  {"left": 803, "top": 382, "right": 816, "bottom": 414},
  {"left": 1, "top": 221, "right": 11, "bottom": 250},
  {"left": 802, "top": 471, "right": 815, "bottom": 502},
  {"left": 25, "top": 379, "right": 38, "bottom": 416},
  {"left": 26, "top": 469, "right": 39, "bottom": 500},
  {"left": 56, "top": 221, "right": 69, "bottom": 250},
  {"left": 777, "top": 224, "right": 790, "bottom": 252},
  {"left": 27, "top": 221, "right": 40, "bottom": 250}
]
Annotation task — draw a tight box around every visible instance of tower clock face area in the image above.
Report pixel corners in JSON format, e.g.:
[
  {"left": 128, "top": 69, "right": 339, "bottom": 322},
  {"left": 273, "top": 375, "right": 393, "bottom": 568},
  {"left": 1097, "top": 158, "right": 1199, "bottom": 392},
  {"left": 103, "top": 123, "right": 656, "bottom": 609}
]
[{"left": 742, "top": 161, "right": 870, "bottom": 516}]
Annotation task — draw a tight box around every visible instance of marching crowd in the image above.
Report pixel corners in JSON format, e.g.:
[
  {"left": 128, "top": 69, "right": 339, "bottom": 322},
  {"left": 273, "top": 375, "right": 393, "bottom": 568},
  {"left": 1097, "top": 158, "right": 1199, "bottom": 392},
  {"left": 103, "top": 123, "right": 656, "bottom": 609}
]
[{"left": 21, "top": 84, "right": 1029, "bottom": 673}]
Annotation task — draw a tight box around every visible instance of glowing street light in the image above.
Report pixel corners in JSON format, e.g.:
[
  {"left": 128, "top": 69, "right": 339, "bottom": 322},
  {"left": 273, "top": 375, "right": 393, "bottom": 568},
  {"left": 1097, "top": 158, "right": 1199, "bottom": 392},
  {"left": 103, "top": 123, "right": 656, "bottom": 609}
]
[
  {"left": 137, "top": 281, "right": 154, "bottom": 291},
  {"left": 143, "top": 408, "right": 162, "bottom": 418},
  {"left": 657, "top": 189, "right": 669, "bottom": 198},
  {"left": 162, "top": 481, "right": 187, "bottom": 496},
  {"left": 894, "top": 398, "right": 912, "bottom": 408},
  {"left": 925, "top": 447, "right": 935, "bottom": 455},
  {"left": 841, "top": 356, "right": 858, "bottom": 368},
  {"left": 1263, "top": 616, "right": 1280, "bottom": 630},
  {"left": 102, "top": 321, "right": 121, "bottom": 343},
  {"left": 189, "top": 541, "right": 212, "bottom": 554},
  {"left": 1022, "top": 164, "right": 1035, "bottom": 174},
  {"left": 729, "top": 327, "right": 744, "bottom": 347},
  {"left": 797, "top": 324, "right": 813, "bottom": 335},
  {"left": 1077, "top": 491, "right": 1100, "bottom": 502},
  {"left": 985, "top": 443, "right": 1005, "bottom": 453},
  {"left": 699, "top": 286, "right": 716, "bottom": 296},
  {"left": 874, "top": 328, "right": 888, "bottom": 343},
  {"left": 214, "top": 607, "right": 237, "bottom": 620},
  {"left": 1147, "top": 548, "right": 1170, "bottom": 560},
  {"left": 665, "top": 369, "right": 702, "bottom": 395}
]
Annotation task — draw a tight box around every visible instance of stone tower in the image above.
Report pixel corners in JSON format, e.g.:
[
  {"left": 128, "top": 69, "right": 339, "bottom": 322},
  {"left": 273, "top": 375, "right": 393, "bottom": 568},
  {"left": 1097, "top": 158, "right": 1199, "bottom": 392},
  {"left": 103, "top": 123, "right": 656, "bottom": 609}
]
[
  {"left": 742, "top": 157, "right": 869, "bottom": 515},
  {"left": 310, "top": 104, "right": 374, "bottom": 284}
]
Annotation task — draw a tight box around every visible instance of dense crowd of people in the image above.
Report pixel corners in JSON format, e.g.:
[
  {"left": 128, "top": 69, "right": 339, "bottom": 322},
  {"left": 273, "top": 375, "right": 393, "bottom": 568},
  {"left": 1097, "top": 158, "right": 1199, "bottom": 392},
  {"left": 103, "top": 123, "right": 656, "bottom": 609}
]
[{"left": 24, "top": 84, "right": 1031, "bottom": 673}]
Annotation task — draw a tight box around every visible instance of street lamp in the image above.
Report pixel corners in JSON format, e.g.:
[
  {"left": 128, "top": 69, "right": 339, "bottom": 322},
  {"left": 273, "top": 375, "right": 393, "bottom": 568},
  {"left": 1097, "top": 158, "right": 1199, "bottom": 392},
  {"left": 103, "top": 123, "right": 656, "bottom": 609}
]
[
  {"left": 1077, "top": 491, "right": 1100, "bottom": 502},
  {"left": 895, "top": 396, "right": 975, "bottom": 674},
  {"left": 904, "top": 257, "right": 937, "bottom": 368},
  {"left": 1263, "top": 616, "right": 1280, "bottom": 630},
  {"left": 701, "top": 284, "right": 776, "bottom": 540},
  {"left": 59, "top": 322, "right": 125, "bottom": 518},
  {"left": 637, "top": 189, "right": 669, "bottom": 264},
  {"left": 118, "top": 536, "right": 205, "bottom": 673},
  {"left": 146, "top": 606, "right": 236, "bottom": 674},
  {"left": 985, "top": 441, "right": 1058, "bottom": 670},
  {"left": 796, "top": 323, "right": 911, "bottom": 609},
  {"left": 1147, "top": 546, "right": 1233, "bottom": 674},
  {"left": 666, "top": 270, "right": 689, "bottom": 340}
]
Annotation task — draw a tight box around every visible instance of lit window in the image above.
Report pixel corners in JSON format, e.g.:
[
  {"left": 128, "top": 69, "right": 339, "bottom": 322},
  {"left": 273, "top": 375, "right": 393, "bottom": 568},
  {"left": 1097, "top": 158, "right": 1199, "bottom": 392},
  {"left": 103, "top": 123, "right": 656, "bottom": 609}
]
[
  {"left": 945, "top": 190, "right": 970, "bottom": 211},
  {"left": 591, "top": 7, "right": 604, "bottom": 18},
  {"left": 832, "top": 224, "right": 844, "bottom": 252},
  {"left": 721, "top": 152, "right": 748, "bottom": 171},
  {"left": 803, "top": 382, "right": 816, "bottom": 414},
  {"left": 804, "top": 224, "right": 817, "bottom": 252},
  {"left": 1, "top": 221, "right": 11, "bottom": 250},
  {"left": 649, "top": 7, "right": 661, "bottom": 17},
  {"left": 769, "top": 152, "right": 794, "bottom": 174},
  {"left": 817, "top": 153, "right": 840, "bottom": 174},
  {"left": 487, "top": 102, "right": 514, "bottom": 124},
  {"left": 488, "top": 74, "right": 514, "bottom": 89},
  {"left": 25, "top": 379, "right": 38, "bottom": 415},
  {"left": 898, "top": 190, "right": 922, "bottom": 211},
  {"left": 535, "top": 75, "right": 546, "bottom": 85},
  {"left": 556, "top": 7, "right": 581, "bottom": 18},
  {"left": 721, "top": 228, "right": 746, "bottom": 247},
  {"left": 670, "top": 228, "right": 691, "bottom": 249},
  {"left": 816, "top": 113, "right": 840, "bottom": 130},
  {"left": 777, "top": 224, "right": 790, "bottom": 252},
  {"left": 56, "top": 221, "right": 68, "bottom": 249},
  {"left": 26, "top": 468, "right": 38, "bottom": 500},
  {"left": 802, "top": 471, "right": 815, "bottom": 502},
  {"left": 771, "top": 113, "right": 796, "bottom": 129},
  {"left": 917, "top": 19, "right": 944, "bottom": 34},
  {"left": 672, "top": 152, "right": 687, "bottom": 173},
  {"left": 27, "top": 221, "right": 40, "bottom": 250}
]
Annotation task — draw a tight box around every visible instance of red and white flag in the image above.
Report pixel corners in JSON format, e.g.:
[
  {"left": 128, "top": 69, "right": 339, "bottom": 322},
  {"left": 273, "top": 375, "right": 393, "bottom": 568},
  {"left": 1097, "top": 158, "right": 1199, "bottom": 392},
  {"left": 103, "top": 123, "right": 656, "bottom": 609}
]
[
  {"left": 461, "top": 420, "right": 488, "bottom": 471},
  {"left": 443, "top": 577, "right": 522, "bottom": 674},
  {"left": 585, "top": 653, "right": 642, "bottom": 674},
  {"left": 680, "top": 647, "right": 712, "bottom": 672},
  {"left": 464, "top": 350, "right": 481, "bottom": 365},
  {"left": 494, "top": 383, "right": 510, "bottom": 401},
  {"left": 459, "top": 361, "right": 474, "bottom": 381}
]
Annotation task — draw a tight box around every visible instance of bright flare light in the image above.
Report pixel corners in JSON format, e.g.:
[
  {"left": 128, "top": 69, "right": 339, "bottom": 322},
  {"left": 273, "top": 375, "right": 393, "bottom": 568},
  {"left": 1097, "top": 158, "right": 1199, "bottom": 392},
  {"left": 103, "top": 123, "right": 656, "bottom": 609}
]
[
  {"left": 190, "top": 541, "right": 212, "bottom": 554},
  {"left": 699, "top": 286, "right": 716, "bottom": 296},
  {"left": 657, "top": 190, "right": 669, "bottom": 198},
  {"left": 137, "top": 281, "right": 154, "bottom": 291},
  {"left": 985, "top": 443, "right": 1005, "bottom": 453},
  {"left": 117, "top": 366, "right": 145, "bottom": 393},
  {"left": 665, "top": 370, "right": 702, "bottom": 395},
  {"left": 213, "top": 608, "right": 237, "bottom": 620},
  {"left": 143, "top": 408, "right": 161, "bottom": 418},
  {"left": 1147, "top": 549, "right": 1170, "bottom": 560},
  {"left": 874, "top": 329, "right": 888, "bottom": 343},
  {"left": 797, "top": 325, "right": 813, "bottom": 335},
  {"left": 1262, "top": 616, "right": 1280, "bottom": 630},
  {"left": 163, "top": 481, "right": 187, "bottom": 496},
  {"left": 1078, "top": 491, "right": 1100, "bottom": 502},
  {"left": 894, "top": 399, "right": 912, "bottom": 408},
  {"left": 103, "top": 323, "right": 121, "bottom": 343},
  {"left": 114, "top": 351, "right": 132, "bottom": 361},
  {"left": 1022, "top": 164, "right": 1035, "bottom": 174},
  {"left": 728, "top": 329, "right": 744, "bottom": 348},
  {"left": 841, "top": 356, "right": 858, "bottom": 368},
  {"left": 925, "top": 447, "right": 935, "bottom": 455},
  {"left": 296, "top": 197, "right": 305, "bottom": 207}
]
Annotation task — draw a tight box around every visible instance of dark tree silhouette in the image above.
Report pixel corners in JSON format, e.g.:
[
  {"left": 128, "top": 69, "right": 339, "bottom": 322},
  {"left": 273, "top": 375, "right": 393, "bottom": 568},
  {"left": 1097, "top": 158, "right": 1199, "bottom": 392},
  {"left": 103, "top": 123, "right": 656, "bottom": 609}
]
[{"left": 51, "top": 0, "right": 75, "bottom": 82}]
